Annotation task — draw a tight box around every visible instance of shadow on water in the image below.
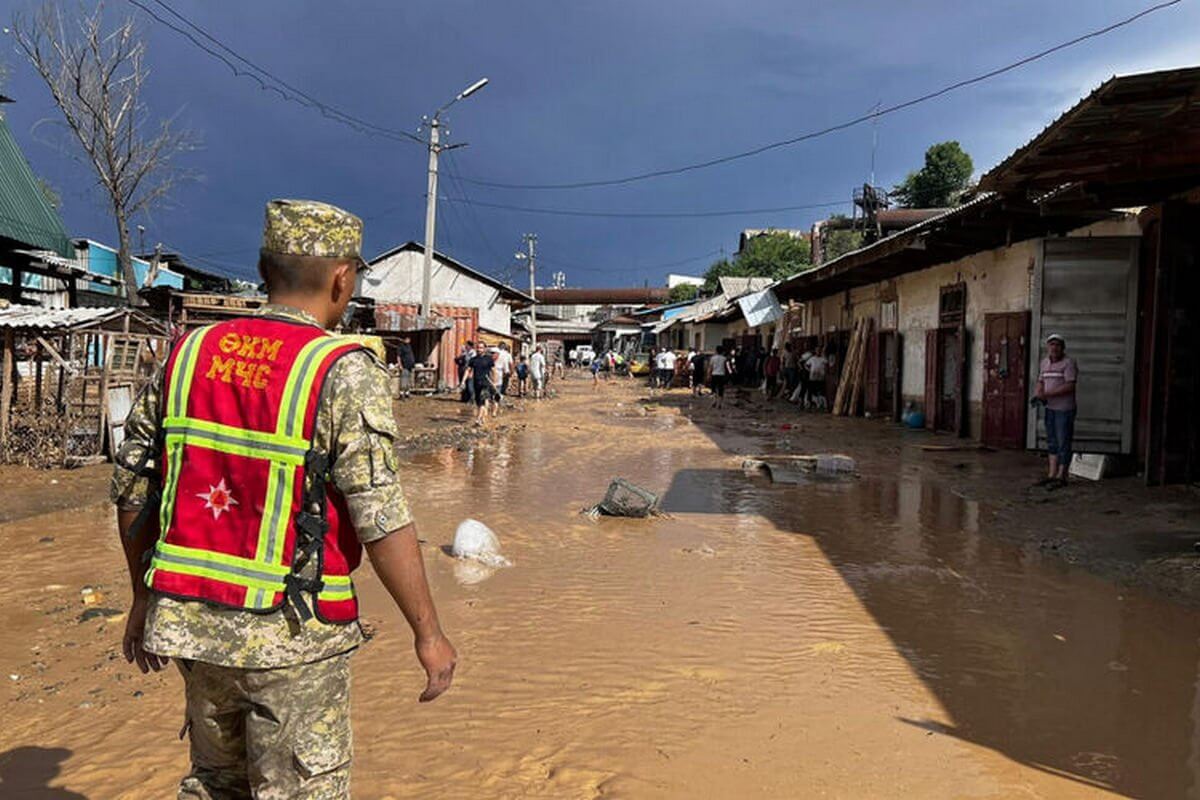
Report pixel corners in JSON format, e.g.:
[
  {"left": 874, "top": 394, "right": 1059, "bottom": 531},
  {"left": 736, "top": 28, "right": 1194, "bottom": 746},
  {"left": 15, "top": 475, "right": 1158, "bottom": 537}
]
[
  {"left": 659, "top": 452, "right": 1200, "bottom": 798},
  {"left": 0, "top": 747, "right": 88, "bottom": 799}
]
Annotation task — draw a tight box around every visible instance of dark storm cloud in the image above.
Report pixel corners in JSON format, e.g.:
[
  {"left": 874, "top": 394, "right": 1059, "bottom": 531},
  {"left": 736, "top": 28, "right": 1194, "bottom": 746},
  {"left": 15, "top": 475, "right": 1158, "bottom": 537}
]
[{"left": 5, "top": 0, "right": 1197, "bottom": 285}]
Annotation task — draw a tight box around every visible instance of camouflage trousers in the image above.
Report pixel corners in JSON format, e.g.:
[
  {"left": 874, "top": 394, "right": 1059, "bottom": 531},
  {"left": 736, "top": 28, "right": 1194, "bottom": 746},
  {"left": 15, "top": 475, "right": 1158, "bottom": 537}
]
[{"left": 176, "top": 653, "right": 352, "bottom": 800}]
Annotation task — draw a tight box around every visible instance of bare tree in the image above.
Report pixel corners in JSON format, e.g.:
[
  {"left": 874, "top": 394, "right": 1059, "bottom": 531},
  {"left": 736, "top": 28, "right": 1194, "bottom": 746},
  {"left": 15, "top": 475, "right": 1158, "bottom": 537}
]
[{"left": 11, "top": 1, "right": 196, "bottom": 304}]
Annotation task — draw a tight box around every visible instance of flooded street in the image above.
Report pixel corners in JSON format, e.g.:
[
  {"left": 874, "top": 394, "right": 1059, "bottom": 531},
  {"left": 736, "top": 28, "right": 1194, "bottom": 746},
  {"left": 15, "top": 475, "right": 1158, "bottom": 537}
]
[{"left": 4, "top": 377, "right": 1200, "bottom": 798}]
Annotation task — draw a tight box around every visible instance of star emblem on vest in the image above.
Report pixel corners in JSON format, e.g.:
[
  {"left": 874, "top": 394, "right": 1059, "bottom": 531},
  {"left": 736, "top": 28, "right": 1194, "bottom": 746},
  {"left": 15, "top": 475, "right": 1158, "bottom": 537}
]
[{"left": 197, "top": 479, "right": 239, "bottom": 520}]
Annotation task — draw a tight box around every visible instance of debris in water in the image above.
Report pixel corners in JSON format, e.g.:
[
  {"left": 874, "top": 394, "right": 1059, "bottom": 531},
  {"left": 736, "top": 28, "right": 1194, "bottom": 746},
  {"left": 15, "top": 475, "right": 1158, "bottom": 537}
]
[
  {"left": 742, "top": 454, "right": 857, "bottom": 484},
  {"left": 451, "top": 519, "right": 512, "bottom": 568},
  {"left": 583, "top": 478, "right": 661, "bottom": 518},
  {"left": 79, "top": 586, "right": 104, "bottom": 606},
  {"left": 79, "top": 607, "right": 123, "bottom": 623},
  {"left": 808, "top": 641, "right": 848, "bottom": 656}
]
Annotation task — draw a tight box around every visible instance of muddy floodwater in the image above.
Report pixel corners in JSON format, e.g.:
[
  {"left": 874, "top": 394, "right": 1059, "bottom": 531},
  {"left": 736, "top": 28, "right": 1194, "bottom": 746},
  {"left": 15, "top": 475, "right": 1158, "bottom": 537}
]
[{"left": 4, "top": 378, "right": 1200, "bottom": 798}]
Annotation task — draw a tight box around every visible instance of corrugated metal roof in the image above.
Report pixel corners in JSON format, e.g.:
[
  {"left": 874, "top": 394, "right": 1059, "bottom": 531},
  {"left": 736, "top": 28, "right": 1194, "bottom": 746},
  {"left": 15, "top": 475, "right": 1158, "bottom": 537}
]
[
  {"left": 979, "top": 66, "right": 1200, "bottom": 200},
  {"left": 0, "top": 305, "right": 128, "bottom": 330},
  {"left": 0, "top": 116, "right": 72, "bottom": 258}
]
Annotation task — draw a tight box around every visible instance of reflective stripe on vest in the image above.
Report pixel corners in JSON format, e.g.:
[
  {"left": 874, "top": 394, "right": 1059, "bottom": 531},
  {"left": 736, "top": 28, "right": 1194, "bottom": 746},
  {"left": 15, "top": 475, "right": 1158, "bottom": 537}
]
[{"left": 148, "top": 325, "right": 357, "bottom": 611}]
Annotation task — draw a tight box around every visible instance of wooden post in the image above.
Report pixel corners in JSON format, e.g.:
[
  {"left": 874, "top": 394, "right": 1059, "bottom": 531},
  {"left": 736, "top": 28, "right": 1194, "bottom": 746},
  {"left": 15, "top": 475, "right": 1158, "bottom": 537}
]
[
  {"left": 0, "top": 328, "right": 14, "bottom": 447},
  {"left": 34, "top": 339, "right": 43, "bottom": 408}
]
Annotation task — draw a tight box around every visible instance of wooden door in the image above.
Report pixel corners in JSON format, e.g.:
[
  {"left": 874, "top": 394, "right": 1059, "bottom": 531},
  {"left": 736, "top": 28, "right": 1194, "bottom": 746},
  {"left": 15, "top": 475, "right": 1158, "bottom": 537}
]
[
  {"left": 878, "top": 330, "right": 899, "bottom": 420},
  {"left": 982, "top": 312, "right": 1030, "bottom": 449},
  {"left": 865, "top": 329, "right": 881, "bottom": 414},
  {"left": 924, "top": 329, "right": 939, "bottom": 430}
]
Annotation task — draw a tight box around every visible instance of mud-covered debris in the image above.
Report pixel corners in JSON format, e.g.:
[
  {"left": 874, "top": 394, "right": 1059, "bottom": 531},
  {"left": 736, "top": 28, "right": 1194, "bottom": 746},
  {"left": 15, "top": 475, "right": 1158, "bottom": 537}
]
[
  {"left": 583, "top": 478, "right": 661, "bottom": 518},
  {"left": 742, "top": 454, "right": 857, "bottom": 484},
  {"left": 452, "top": 519, "right": 511, "bottom": 568},
  {"left": 79, "top": 607, "right": 123, "bottom": 622}
]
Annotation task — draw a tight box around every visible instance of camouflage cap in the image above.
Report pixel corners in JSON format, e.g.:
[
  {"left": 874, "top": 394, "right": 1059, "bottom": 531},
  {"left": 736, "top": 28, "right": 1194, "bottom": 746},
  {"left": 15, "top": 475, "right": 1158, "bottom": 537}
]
[{"left": 262, "top": 199, "right": 366, "bottom": 267}]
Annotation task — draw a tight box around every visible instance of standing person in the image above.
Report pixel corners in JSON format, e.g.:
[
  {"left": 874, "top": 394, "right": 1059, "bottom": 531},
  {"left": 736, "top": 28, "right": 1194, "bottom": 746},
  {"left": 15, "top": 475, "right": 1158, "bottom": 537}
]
[
  {"left": 782, "top": 343, "right": 800, "bottom": 397},
  {"left": 764, "top": 347, "right": 782, "bottom": 398},
  {"left": 690, "top": 348, "right": 706, "bottom": 396},
  {"left": 1034, "top": 334, "right": 1078, "bottom": 489},
  {"left": 110, "top": 200, "right": 456, "bottom": 800},
  {"left": 494, "top": 342, "right": 514, "bottom": 402},
  {"left": 798, "top": 346, "right": 828, "bottom": 409},
  {"left": 396, "top": 335, "right": 416, "bottom": 399},
  {"left": 465, "top": 345, "right": 497, "bottom": 425},
  {"left": 650, "top": 347, "right": 664, "bottom": 393},
  {"left": 530, "top": 344, "right": 547, "bottom": 399},
  {"left": 708, "top": 345, "right": 730, "bottom": 409},
  {"left": 457, "top": 341, "right": 477, "bottom": 403},
  {"left": 660, "top": 348, "right": 677, "bottom": 392},
  {"left": 515, "top": 354, "right": 529, "bottom": 397},
  {"left": 590, "top": 352, "right": 602, "bottom": 390}
]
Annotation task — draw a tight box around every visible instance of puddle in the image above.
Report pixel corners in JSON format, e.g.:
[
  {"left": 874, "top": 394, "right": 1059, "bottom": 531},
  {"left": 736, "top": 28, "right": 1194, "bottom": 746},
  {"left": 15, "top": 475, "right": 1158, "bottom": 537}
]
[{"left": 3, "top": 380, "right": 1200, "bottom": 798}]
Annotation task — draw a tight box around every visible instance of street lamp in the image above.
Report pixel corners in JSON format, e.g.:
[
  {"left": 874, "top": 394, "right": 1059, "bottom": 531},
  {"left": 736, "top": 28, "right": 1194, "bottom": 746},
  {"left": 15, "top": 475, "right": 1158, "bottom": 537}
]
[{"left": 420, "top": 77, "right": 489, "bottom": 319}]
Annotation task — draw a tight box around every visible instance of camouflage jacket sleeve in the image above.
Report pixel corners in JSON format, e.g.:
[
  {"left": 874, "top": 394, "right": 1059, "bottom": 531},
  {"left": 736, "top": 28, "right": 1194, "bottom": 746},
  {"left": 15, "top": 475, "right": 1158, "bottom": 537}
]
[
  {"left": 110, "top": 366, "right": 165, "bottom": 510},
  {"left": 316, "top": 350, "right": 412, "bottom": 544}
]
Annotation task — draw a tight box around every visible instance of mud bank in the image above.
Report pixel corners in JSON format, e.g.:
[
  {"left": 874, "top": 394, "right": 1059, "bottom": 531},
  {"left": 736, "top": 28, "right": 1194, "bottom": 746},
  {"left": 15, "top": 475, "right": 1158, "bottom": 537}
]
[{"left": 4, "top": 376, "right": 1200, "bottom": 798}]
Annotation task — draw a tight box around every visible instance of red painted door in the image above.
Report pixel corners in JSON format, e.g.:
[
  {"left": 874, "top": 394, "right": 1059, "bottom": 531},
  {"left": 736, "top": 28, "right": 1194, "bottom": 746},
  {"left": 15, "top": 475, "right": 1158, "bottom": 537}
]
[
  {"left": 982, "top": 312, "right": 1030, "bottom": 449},
  {"left": 924, "top": 329, "right": 939, "bottom": 430}
]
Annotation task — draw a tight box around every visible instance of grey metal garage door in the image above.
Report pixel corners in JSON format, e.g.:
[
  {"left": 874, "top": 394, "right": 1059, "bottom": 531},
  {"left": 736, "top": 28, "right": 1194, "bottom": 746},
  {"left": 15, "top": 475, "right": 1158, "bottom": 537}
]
[{"left": 1028, "top": 237, "right": 1139, "bottom": 454}]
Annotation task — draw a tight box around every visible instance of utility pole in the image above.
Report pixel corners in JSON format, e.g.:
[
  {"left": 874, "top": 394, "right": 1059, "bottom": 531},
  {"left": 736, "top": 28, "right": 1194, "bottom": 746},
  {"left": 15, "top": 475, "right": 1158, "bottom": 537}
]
[
  {"left": 523, "top": 232, "right": 538, "bottom": 348},
  {"left": 420, "top": 118, "right": 440, "bottom": 320},
  {"left": 418, "top": 77, "right": 489, "bottom": 321}
]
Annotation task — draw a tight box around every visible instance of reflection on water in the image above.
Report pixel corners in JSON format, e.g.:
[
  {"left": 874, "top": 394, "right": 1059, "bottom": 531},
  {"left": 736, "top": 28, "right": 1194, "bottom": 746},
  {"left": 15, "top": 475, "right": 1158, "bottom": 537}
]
[
  {"left": 7, "top": 388, "right": 1200, "bottom": 798},
  {"left": 394, "top": 403, "right": 1200, "bottom": 799}
]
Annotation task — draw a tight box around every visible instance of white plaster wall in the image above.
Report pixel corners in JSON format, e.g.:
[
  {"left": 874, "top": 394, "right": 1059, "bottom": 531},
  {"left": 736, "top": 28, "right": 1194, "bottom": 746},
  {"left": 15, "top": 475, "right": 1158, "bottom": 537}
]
[
  {"left": 895, "top": 239, "right": 1037, "bottom": 404},
  {"left": 359, "top": 249, "right": 511, "bottom": 334},
  {"left": 796, "top": 217, "right": 1141, "bottom": 434}
]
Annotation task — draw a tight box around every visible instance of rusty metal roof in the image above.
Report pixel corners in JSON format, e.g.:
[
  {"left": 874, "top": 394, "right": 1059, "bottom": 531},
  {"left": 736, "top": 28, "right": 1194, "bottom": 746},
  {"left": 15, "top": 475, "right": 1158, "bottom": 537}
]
[
  {"left": 979, "top": 66, "right": 1200, "bottom": 203},
  {"left": 537, "top": 287, "right": 670, "bottom": 305}
]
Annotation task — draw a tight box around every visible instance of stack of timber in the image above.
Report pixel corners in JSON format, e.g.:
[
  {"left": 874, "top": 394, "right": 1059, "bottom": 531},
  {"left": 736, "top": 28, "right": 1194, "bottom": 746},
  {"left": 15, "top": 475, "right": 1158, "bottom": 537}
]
[{"left": 832, "top": 317, "right": 872, "bottom": 417}]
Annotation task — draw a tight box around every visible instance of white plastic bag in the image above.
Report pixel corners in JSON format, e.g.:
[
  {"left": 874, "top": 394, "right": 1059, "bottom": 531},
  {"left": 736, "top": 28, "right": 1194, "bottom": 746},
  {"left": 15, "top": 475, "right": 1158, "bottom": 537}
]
[{"left": 451, "top": 519, "right": 512, "bottom": 568}]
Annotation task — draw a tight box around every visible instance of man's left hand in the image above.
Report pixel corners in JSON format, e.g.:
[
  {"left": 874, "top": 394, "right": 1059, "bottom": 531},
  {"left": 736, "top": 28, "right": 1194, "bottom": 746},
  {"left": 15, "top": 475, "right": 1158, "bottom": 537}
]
[{"left": 123, "top": 595, "right": 168, "bottom": 674}]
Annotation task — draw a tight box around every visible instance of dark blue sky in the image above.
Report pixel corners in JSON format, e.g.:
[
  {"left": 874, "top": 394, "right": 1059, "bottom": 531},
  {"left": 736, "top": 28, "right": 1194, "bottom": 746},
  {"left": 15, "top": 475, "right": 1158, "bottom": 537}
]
[{"left": 4, "top": 0, "right": 1197, "bottom": 287}]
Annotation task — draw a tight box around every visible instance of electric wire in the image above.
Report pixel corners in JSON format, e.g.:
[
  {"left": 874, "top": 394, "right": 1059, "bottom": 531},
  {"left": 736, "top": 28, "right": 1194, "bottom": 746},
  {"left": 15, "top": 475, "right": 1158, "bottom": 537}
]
[
  {"left": 452, "top": 0, "right": 1183, "bottom": 190},
  {"left": 440, "top": 197, "right": 852, "bottom": 219},
  {"left": 126, "top": 0, "right": 424, "bottom": 145}
]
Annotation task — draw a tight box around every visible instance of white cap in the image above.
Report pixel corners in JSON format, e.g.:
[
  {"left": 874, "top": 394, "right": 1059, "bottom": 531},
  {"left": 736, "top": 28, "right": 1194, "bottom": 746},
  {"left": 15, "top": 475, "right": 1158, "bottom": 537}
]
[{"left": 1045, "top": 333, "right": 1065, "bottom": 344}]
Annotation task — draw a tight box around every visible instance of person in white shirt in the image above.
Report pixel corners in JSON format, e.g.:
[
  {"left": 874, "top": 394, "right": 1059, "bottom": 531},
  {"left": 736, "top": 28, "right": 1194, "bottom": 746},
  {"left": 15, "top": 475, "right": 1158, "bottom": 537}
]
[
  {"left": 660, "top": 349, "right": 677, "bottom": 391},
  {"left": 649, "top": 348, "right": 665, "bottom": 392},
  {"left": 707, "top": 345, "right": 730, "bottom": 409},
  {"left": 493, "top": 343, "right": 514, "bottom": 400},
  {"left": 529, "top": 345, "right": 547, "bottom": 399},
  {"left": 792, "top": 346, "right": 828, "bottom": 409}
]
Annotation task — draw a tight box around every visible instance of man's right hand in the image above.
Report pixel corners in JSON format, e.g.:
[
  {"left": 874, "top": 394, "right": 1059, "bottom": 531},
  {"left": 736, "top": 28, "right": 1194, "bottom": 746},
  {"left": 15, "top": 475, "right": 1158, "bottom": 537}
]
[{"left": 415, "top": 633, "right": 457, "bottom": 703}]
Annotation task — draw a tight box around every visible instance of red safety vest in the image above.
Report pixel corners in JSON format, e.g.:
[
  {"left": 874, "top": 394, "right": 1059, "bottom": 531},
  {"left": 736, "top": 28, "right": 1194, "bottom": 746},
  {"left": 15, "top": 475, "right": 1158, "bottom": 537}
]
[{"left": 146, "top": 316, "right": 365, "bottom": 624}]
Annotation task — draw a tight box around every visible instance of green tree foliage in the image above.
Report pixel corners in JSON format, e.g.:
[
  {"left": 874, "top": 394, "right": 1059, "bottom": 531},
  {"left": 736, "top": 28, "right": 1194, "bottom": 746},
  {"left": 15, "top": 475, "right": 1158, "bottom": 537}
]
[
  {"left": 668, "top": 282, "right": 699, "bottom": 303},
  {"left": 820, "top": 215, "right": 864, "bottom": 261},
  {"left": 892, "top": 141, "right": 974, "bottom": 208},
  {"left": 702, "top": 233, "right": 812, "bottom": 292}
]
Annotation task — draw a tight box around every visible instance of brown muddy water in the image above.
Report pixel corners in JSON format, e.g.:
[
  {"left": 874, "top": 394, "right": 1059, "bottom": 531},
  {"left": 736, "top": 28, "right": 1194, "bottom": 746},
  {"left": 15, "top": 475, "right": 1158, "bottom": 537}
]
[{"left": 3, "top": 380, "right": 1200, "bottom": 798}]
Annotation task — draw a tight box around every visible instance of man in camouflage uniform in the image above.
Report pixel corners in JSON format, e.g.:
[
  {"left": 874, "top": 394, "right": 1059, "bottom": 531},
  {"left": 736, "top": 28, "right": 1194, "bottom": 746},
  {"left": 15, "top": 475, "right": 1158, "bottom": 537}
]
[{"left": 112, "top": 200, "right": 457, "bottom": 799}]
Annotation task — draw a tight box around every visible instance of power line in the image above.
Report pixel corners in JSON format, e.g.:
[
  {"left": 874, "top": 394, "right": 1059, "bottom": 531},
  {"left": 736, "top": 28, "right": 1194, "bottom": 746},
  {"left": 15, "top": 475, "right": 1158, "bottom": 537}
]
[
  {"left": 453, "top": 0, "right": 1183, "bottom": 190},
  {"left": 441, "top": 197, "right": 851, "bottom": 219},
  {"left": 126, "top": 0, "right": 424, "bottom": 145}
]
